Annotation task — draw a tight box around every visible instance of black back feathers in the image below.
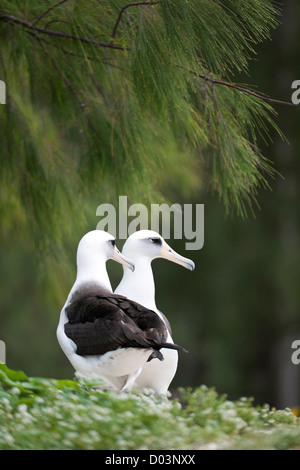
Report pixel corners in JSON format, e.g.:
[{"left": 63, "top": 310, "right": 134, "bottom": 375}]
[{"left": 64, "top": 284, "right": 187, "bottom": 359}]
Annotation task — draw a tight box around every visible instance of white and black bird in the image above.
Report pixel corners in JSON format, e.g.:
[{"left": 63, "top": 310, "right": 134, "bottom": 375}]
[
  {"left": 115, "top": 230, "right": 195, "bottom": 395},
  {"left": 57, "top": 230, "right": 187, "bottom": 392}
]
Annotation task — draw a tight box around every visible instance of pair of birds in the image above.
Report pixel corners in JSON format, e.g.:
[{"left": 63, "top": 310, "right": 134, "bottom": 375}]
[{"left": 57, "top": 229, "right": 195, "bottom": 395}]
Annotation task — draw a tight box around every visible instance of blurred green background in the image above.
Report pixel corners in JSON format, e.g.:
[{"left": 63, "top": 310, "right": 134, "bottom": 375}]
[{"left": 1, "top": 1, "right": 300, "bottom": 409}]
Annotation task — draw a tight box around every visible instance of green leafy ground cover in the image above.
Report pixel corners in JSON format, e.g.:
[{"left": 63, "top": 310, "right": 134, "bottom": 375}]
[{"left": 0, "top": 364, "right": 299, "bottom": 450}]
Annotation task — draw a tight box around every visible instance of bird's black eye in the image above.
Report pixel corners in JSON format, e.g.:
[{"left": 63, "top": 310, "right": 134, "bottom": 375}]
[
  {"left": 149, "top": 237, "right": 162, "bottom": 245},
  {"left": 110, "top": 239, "right": 116, "bottom": 247}
]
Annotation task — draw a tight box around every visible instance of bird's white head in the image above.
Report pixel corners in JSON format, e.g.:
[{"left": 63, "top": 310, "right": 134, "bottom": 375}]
[
  {"left": 122, "top": 230, "right": 195, "bottom": 271},
  {"left": 76, "top": 230, "right": 135, "bottom": 275}
]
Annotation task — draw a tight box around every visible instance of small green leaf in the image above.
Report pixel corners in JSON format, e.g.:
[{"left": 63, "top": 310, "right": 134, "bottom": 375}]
[{"left": 0, "top": 363, "right": 29, "bottom": 383}]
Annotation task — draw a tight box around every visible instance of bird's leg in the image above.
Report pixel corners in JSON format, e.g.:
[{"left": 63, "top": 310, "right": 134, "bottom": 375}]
[{"left": 120, "top": 367, "right": 143, "bottom": 392}]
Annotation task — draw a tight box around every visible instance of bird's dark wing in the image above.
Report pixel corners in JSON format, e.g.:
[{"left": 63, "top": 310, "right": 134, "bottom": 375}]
[
  {"left": 65, "top": 312, "right": 162, "bottom": 356},
  {"left": 97, "top": 292, "right": 169, "bottom": 344},
  {"left": 65, "top": 285, "right": 117, "bottom": 324},
  {"left": 66, "top": 284, "right": 168, "bottom": 339},
  {"left": 64, "top": 283, "right": 188, "bottom": 356},
  {"left": 104, "top": 293, "right": 174, "bottom": 340}
]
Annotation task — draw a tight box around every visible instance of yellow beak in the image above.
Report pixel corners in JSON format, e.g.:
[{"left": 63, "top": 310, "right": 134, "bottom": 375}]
[
  {"left": 113, "top": 246, "right": 135, "bottom": 271},
  {"left": 161, "top": 242, "right": 195, "bottom": 271}
]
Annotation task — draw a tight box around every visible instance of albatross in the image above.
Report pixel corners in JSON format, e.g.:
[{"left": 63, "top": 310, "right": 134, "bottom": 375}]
[
  {"left": 115, "top": 230, "right": 195, "bottom": 395},
  {"left": 57, "top": 230, "right": 186, "bottom": 392}
]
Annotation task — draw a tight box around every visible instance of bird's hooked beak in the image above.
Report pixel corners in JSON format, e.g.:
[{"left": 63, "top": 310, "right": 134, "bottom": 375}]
[
  {"left": 113, "top": 246, "right": 135, "bottom": 272},
  {"left": 161, "top": 241, "right": 195, "bottom": 271}
]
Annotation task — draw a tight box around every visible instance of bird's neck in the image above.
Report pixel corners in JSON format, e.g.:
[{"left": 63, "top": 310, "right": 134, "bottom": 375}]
[
  {"left": 116, "top": 258, "right": 157, "bottom": 311},
  {"left": 75, "top": 258, "right": 112, "bottom": 292}
]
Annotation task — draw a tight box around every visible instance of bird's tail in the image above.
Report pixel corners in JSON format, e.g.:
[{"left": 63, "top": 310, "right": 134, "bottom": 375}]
[
  {"left": 147, "top": 342, "right": 188, "bottom": 362},
  {"left": 161, "top": 342, "right": 188, "bottom": 354}
]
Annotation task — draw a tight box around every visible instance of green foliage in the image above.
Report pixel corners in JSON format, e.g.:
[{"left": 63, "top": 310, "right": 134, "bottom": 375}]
[
  {"left": 0, "top": 0, "right": 282, "bottom": 257},
  {"left": 0, "top": 364, "right": 299, "bottom": 450}
]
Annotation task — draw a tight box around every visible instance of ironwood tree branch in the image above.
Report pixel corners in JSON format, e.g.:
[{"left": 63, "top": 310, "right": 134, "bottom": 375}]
[
  {"left": 180, "top": 66, "right": 298, "bottom": 107},
  {"left": 111, "top": 1, "right": 159, "bottom": 38},
  {"left": 0, "top": 11, "right": 296, "bottom": 107},
  {"left": 0, "top": 13, "right": 127, "bottom": 50}
]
